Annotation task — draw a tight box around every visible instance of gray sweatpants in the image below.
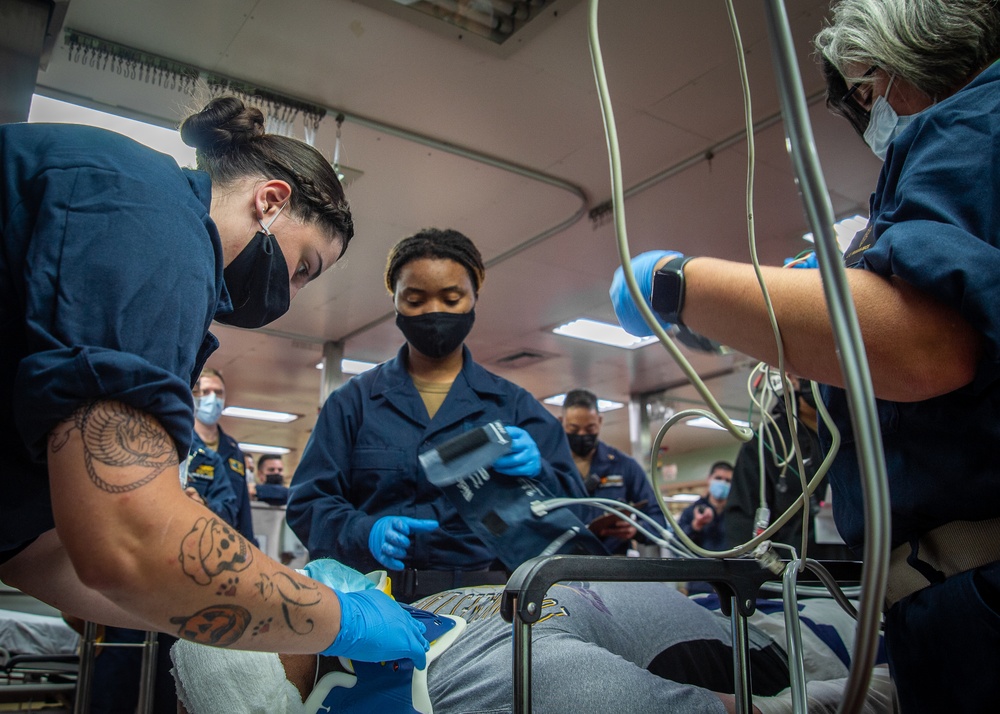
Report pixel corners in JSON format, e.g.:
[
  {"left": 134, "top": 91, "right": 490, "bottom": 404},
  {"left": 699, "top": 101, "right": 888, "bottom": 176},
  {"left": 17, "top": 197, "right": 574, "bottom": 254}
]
[{"left": 416, "top": 581, "right": 784, "bottom": 714}]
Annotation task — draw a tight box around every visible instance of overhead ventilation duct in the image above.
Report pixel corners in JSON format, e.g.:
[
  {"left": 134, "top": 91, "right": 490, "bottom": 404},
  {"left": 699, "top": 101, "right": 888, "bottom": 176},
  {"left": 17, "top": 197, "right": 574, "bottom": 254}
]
[{"left": 357, "top": 0, "right": 581, "bottom": 53}]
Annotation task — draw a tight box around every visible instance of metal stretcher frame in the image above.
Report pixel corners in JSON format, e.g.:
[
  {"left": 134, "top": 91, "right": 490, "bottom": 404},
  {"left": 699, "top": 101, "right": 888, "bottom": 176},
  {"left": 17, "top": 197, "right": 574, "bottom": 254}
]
[
  {"left": 500, "top": 555, "right": 863, "bottom": 714},
  {"left": 73, "top": 622, "right": 158, "bottom": 714}
]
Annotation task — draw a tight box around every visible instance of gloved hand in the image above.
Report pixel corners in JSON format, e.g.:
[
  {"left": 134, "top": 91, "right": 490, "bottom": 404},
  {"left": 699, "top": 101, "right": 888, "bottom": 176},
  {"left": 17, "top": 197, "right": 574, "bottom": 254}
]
[
  {"left": 784, "top": 252, "right": 818, "bottom": 269},
  {"left": 322, "top": 588, "right": 430, "bottom": 669},
  {"left": 491, "top": 425, "right": 541, "bottom": 478},
  {"left": 301, "top": 558, "right": 375, "bottom": 593},
  {"left": 610, "top": 250, "right": 684, "bottom": 336},
  {"left": 368, "top": 516, "right": 439, "bottom": 571}
]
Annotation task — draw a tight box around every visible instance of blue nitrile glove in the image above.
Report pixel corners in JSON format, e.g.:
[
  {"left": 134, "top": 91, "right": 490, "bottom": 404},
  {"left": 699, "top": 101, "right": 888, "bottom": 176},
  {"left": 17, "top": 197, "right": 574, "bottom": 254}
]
[
  {"left": 610, "top": 250, "right": 684, "bottom": 336},
  {"left": 368, "top": 516, "right": 440, "bottom": 571},
  {"left": 301, "top": 558, "right": 375, "bottom": 593},
  {"left": 784, "top": 252, "right": 818, "bottom": 269},
  {"left": 491, "top": 425, "right": 541, "bottom": 478},
  {"left": 322, "top": 588, "right": 429, "bottom": 669}
]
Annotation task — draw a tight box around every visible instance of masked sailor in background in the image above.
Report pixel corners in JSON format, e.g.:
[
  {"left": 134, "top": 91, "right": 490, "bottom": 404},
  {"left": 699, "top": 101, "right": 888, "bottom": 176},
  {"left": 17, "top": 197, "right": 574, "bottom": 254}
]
[
  {"left": 190, "top": 367, "right": 255, "bottom": 541},
  {"left": 287, "top": 228, "right": 589, "bottom": 602},
  {"left": 560, "top": 388, "right": 666, "bottom": 555},
  {"left": 611, "top": 1, "right": 1000, "bottom": 710}
]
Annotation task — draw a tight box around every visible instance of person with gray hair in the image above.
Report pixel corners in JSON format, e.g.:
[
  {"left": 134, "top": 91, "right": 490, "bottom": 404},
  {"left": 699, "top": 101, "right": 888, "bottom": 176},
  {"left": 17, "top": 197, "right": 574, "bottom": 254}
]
[{"left": 610, "top": 1, "right": 1000, "bottom": 709}]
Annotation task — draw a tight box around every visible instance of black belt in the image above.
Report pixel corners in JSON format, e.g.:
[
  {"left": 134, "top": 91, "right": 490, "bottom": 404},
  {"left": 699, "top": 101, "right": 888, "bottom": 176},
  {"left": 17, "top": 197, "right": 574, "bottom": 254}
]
[{"left": 390, "top": 567, "right": 509, "bottom": 603}]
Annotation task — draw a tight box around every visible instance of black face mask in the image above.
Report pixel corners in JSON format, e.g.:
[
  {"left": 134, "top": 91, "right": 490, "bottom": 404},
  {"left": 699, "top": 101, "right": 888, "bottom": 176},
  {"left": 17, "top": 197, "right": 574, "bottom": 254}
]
[
  {"left": 216, "top": 229, "right": 290, "bottom": 329},
  {"left": 264, "top": 473, "right": 284, "bottom": 485},
  {"left": 566, "top": 432, "right": 598, "bottom": 458},
  {"left": 396, "top": 309, "right": 475, "bottom": 359}
]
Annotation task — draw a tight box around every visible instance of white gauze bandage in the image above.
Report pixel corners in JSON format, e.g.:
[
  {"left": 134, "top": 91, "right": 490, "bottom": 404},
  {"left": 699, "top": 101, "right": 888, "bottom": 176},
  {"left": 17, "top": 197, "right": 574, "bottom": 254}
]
[{"left": 171, "top": 641, "right": 306, "bottom": 714}]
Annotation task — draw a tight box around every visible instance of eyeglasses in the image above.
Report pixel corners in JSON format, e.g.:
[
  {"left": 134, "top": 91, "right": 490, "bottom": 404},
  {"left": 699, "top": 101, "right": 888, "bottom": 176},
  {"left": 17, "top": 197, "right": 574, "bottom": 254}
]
[{"left": 842, "top": 65, "right": 879, "bottom": 105}]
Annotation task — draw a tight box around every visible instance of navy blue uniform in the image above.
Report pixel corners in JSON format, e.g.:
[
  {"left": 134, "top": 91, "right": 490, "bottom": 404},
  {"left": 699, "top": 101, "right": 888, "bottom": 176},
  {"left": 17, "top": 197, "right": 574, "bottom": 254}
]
[
  {"left": 820, "top": 62, "right": 1000, "bottom": 711},
  {"left": 0, "top": 124, "right": 227, "bottom": 556},
  {"left": 678, "top": 496, "right": 728, "bottom": 595},
  {"left": 213, "top": 426, "right": 255, "bottom": 541},
  {"left": 677, "top": 497, "right": 727, "bottom": 551},
  {"left": 287, "top": 345, "right": 588, "bottom": 573},
  {"left": 585, "top": 441, "right": 666, "bottom": 553},
  {"left": 187, "top": 434, "right": 240, "bottom": 529},
  {"left": 255, "top": 483, "right": 290, "bottom": 505}
]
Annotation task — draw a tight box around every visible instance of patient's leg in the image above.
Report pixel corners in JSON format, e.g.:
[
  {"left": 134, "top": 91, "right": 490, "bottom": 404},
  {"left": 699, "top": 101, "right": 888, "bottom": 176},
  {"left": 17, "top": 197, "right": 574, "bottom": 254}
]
[{"left": 427, "top": 581, "right": 744, "bottom": 714}]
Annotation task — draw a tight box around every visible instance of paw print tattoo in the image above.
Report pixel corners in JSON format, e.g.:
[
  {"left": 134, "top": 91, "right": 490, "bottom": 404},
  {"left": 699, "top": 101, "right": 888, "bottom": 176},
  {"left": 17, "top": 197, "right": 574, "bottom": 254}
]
[
  {"left": 253, "top": 617, "right": 274, "bottom": 637},
  {"left": 216, "top": 576, "right": 239, "bottom": 597}
]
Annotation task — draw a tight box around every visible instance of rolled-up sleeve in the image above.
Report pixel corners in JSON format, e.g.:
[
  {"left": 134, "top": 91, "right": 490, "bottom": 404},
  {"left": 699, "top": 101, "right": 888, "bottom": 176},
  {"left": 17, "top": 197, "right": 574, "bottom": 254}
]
[
  {"left": 863, "top": 111, "right": 1000, "bottom": 381},
  {"left": 12, "top": 164, "right": 219, "bottom": 461}
]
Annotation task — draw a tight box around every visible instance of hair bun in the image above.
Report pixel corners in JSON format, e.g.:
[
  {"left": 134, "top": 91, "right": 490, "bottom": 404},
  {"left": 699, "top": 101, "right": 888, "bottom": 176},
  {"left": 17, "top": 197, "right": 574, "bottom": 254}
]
[{"left": 180, "top": 96, "right": 265, "bottom": 155}]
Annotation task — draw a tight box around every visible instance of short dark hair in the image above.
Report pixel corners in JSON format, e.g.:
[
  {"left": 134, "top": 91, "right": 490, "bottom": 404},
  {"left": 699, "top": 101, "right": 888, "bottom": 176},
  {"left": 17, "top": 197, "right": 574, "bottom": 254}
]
[
  {"left": 709, "top": 461, "right": 734, "bottom": 476},
  {"left": 562, "top": 389, "right": 600, "bottom": 413},
  {"left": 257, "top": 454, "right": 284, "bottom": 470},
  {"left": 384, "top": 228, "right": 486, "bottom": 295}
]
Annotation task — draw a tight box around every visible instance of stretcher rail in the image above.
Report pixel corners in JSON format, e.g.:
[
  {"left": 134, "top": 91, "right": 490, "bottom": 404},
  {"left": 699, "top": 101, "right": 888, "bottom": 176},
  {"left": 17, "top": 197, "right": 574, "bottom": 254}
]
[{"left": 501, "top": 555, "right": 863, "bottom": 714}]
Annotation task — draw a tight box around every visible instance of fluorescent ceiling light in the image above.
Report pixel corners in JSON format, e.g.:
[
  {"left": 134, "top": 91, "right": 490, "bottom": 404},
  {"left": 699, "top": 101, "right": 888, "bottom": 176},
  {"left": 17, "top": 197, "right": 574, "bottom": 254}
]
[
  {"left": 684, "top": 416, "right": 751, "bottom": 431},
  {"left": 222, "top": 406, "right": 300, "bottom": 423},
  {"left": 238, "top": 443, "right": 291, "bottom": 455},
  {"left": 803, "top": 214, "right": 868, "bottom": 253},
  {"left": 315, "top": 359, "right": 379, "bottom": 374},
  {"left": 553, "top": 319, "right": 657, "bottom": 350},
  {"left": 28, "top": 95, "right": 196, "bottom": 168},
  {"left": 665, "top": 493, "right": 701, "bottom": 503},
  {"left": 543, "top": 394, "right": 625, "bottom": 412}
]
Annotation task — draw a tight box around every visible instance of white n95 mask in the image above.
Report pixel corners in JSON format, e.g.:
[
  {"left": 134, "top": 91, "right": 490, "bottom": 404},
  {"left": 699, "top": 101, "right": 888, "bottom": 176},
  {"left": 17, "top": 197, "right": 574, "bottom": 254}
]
[{"left": 863, "top": 76, "right": 917, "bottom": 161}]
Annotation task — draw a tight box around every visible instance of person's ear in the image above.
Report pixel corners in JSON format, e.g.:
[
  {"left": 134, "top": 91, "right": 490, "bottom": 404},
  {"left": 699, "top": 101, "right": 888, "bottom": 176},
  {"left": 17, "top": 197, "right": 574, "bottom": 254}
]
[{"left": 253, "top": 180, "right": 292, "bottom": 220}]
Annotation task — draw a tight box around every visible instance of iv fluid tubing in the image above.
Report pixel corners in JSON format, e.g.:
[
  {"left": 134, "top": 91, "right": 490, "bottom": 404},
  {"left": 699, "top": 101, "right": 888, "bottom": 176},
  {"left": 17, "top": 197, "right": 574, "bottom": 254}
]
[
  {"left": 762, "top": 2, "right": 890, "bottom": 714},
  {"left": 587, "top": 0, "right": 751, "bottom": 445}
]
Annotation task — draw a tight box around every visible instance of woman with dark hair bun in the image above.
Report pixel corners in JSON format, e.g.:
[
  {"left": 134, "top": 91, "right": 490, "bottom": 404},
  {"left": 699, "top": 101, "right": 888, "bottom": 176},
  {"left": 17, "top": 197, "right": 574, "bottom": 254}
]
[{"left": 0, "top": 97, "right": 428, "bottom": 667}]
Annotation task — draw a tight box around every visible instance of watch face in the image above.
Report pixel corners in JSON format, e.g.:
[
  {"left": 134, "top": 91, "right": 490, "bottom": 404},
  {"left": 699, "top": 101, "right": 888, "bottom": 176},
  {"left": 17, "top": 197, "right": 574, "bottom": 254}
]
[{"left": 651, "top": 269, "right": 684, "bottom": 322}]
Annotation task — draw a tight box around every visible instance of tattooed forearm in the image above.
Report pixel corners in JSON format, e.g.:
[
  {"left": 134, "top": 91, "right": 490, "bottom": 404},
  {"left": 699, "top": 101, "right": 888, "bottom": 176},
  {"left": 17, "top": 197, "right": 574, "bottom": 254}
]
[
  {"left": 255, "top": 571, "right": 323, "bottom": 635},
  {"left": 179, "top": 517, "right": 253, "bottom": 585},
  {"left": 49, "top": 401, "right": 178, "bottom": 493},
  {"left": 171, "top": 605, "right": 251, "bottom": 646},
  {"left": 273, "top": 572, "right": 322, "bottom": 635}
]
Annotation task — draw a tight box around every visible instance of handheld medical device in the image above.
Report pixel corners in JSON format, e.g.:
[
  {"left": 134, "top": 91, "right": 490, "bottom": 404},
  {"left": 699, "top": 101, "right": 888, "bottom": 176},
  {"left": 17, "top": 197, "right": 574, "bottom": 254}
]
[
  {"left": 419, "top": 423, "right": 609, "bottom": 569},
  {"left": 419, "top": 421, "right": 511, "bottom": 487}
]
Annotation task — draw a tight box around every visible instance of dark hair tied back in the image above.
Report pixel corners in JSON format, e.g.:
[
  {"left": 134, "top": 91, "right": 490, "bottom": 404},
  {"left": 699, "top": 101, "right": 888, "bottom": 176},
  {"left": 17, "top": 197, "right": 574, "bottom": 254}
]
[
  {"left": 179, "top": 96, "right": 354, "bottom": 256},
  {"left": 179, "top": 96, "right": 265, "bottom": 156}
]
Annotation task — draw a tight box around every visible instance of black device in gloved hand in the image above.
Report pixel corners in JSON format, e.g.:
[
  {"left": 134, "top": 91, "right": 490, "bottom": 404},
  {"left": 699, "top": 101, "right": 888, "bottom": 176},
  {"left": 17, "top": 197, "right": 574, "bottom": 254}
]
[{"left": 420, "top": 423, "right": 609, "bottom": 570}]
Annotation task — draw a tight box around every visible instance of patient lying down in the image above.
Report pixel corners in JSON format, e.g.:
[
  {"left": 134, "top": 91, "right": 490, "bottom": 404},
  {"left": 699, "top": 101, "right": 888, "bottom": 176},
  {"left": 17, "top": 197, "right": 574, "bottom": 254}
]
[{"left": 172, "top": 579, "right": 896, "bottom": 714}]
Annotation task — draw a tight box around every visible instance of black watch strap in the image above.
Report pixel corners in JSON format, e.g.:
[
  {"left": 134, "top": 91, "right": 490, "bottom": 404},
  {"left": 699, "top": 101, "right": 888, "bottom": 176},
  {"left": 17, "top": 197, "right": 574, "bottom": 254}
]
[{"left": 650, "top": 255, "right": 693, "bottom": 326}]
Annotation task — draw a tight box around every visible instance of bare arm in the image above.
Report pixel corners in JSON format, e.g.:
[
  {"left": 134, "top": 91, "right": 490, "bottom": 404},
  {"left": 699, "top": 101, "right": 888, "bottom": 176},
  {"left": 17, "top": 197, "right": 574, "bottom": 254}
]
[
  {"left": 42, "top": 400, "right": 342, "bottom": 654},
  {"left": 679, "top": 257, "right": 982, "bottom": 402}
]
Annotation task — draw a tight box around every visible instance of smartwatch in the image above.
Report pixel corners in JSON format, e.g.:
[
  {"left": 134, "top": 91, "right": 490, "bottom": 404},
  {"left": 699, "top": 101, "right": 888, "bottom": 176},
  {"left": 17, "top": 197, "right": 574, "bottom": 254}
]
[{"left": 650, "top": 255, "right": 693, "bottom": 326}]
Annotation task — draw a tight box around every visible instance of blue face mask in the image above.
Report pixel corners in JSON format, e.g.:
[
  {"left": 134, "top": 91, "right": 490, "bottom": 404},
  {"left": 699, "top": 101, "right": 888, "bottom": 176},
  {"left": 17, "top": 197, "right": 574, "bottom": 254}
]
[
  {"left": 196, "top": 392, "right": 224, "bottom": 426},
  {"left": 863, "top": 76, "right": 917, "bottom": 161},
  {"left": 709, "top": 478, "right": 731, "bottom": 501}
]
